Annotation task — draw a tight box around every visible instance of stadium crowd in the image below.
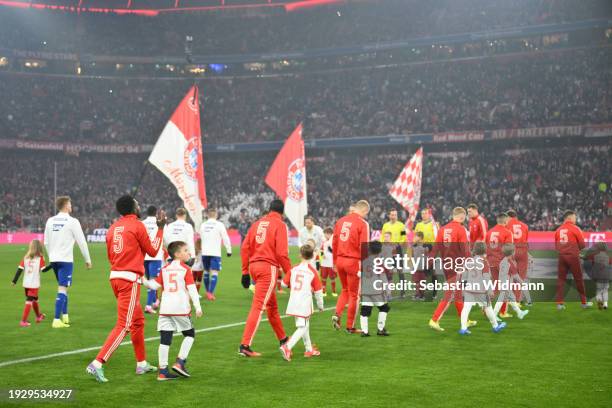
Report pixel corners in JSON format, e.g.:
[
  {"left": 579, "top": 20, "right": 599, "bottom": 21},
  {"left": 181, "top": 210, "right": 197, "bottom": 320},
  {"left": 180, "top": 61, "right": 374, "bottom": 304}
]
[
  {"left": 0, "top": 0, "right": 609, "bottom": 56},
  {"left": 1, "top": 143, "right": 609, "bottom": 233},
  {"left": 1, "top": 48, "right": 610, "bottom": 144}
]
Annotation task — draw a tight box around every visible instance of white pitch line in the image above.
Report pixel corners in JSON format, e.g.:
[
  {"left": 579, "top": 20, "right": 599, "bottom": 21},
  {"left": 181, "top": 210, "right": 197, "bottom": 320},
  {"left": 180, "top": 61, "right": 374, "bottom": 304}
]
[{"left": 0, "top": 307, "right": 336, "bottom": 368}]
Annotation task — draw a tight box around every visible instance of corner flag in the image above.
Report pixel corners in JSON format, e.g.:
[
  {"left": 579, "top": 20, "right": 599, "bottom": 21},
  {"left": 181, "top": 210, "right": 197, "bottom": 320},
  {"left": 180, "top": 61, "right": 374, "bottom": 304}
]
[
  {"left": 148, "top": 85, "right": 207, "bottom": 229},
  {"left": 265, "top": 123, "right": 307, "bottom": 230}
]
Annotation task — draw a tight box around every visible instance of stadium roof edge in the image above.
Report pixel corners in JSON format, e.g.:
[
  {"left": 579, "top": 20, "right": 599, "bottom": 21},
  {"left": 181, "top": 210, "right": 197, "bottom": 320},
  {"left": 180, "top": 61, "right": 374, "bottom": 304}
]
[{"left": 0, "top": 0, "right": 349, "bottom": 15}]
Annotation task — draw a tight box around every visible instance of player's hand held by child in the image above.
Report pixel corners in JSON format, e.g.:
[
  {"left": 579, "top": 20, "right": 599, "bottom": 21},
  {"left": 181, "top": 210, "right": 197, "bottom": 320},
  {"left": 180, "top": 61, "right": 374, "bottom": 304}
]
[{"left": 241, "top": 274, "right": 251, "bottom": 289}]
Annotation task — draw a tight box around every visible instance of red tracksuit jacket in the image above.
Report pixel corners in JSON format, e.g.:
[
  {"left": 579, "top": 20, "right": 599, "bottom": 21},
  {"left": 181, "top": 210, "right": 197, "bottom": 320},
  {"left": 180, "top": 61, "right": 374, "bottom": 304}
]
[
  {"left": 432, "top": 220, "right": 470, "bottom": 260},
  {"left": 468, "top": 214, "right": 488, "bottom": 243},
  {"left": 555, "top": 221, "right": 585, "bottom": 257},
  {"left": 106, "top": 214, "right": 163, "bottom": 275},
  {"left": 507, "top": 217, "right": 529, "bottom": 254},
  {"left": 486, "top": 224, "right": 514, "bottom": 267},
  {"left": 332, "top": 212, "right": 370, "bottom": 264},
  {"left": 241, "top": 211, "right": 292, "bottom": 275}
]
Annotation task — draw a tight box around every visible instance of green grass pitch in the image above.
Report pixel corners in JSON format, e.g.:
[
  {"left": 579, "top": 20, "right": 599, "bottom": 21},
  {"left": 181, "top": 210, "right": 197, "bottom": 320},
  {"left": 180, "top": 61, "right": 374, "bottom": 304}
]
[{"left": 0, "top": 244, "right": 610, "bottom": 408}]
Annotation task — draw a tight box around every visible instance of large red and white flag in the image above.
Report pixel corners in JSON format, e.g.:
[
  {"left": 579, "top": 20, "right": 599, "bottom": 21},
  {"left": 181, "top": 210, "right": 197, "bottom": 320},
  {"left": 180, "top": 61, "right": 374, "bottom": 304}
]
[
  {"left": 265, "top": 124, "right": 307, "bottom": 230},
  {"left": 389, "top": 147, "right": 423, "bottom": 223},
  {"left": 149, "top": 86, "right": 207, "bottom": 229}
]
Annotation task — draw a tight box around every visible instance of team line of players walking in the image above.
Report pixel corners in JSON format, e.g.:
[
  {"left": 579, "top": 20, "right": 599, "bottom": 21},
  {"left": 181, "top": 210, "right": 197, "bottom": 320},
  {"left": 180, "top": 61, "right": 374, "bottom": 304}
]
[{"left": 10, "top": 195, "right": 610, "bottom": 382}]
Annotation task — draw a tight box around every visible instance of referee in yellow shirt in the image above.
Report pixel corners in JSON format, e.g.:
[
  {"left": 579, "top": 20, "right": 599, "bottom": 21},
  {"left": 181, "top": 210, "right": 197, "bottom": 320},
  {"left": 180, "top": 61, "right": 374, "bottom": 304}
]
[
  {"left": 413, "top": 208, "right": 439, "bottom": 298},
  {"left": 381, "top": 209, "right": 408, "bottom": 298},
  {"left": 413, "top": 208, "right": 437, "bottom": 245},
  {"left": 381, "top": 209, "right": 408, "bottom": 245}
]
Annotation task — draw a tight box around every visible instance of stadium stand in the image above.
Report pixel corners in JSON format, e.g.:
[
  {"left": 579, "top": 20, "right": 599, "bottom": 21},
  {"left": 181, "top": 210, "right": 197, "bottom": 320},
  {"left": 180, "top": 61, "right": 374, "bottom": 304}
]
[{"left": 1, "top": 142, "right": 609, "bottom": 232}]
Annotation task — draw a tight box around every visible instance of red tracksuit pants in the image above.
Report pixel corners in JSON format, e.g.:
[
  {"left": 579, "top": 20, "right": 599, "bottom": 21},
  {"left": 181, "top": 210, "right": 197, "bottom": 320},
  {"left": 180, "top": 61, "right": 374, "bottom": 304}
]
[
  {"left": 96, "top": 279, "right": 145, "bottom": 364},
  {"left": 241, "top": 262, "right": 286, "bottom": 346},
  {"left": 431, "top": 271, "right": 463, "bottom": 322},
  {"left": 556, "top": 255, "right": 587, "bottom": 304},
  {"left": 334, "top": 257, "right": 360, "bottom": 329}
]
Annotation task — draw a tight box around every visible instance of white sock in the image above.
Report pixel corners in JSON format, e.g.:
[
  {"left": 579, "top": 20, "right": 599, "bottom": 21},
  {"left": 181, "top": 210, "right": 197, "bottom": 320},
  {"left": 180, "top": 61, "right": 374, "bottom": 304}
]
[
  {"left": 136, "top": 360, "right": 148, "bottom": 368},
  {"left": 287, "top": 327, "right": 306, "bottom": 350},
  {"left": 516, "top": 276, "right": 532, "bottom": 303},
  {"left": 493, "top": 294, "right": 506, "bottom": 314},
  {"left": 302, "top": 321, "right": 312, "bottom": 352},
  {"left": 460, "top": 302, "right": 472, "bottom": 330},
  {"left": 510, "top": 302, "right": 522, "bottom": 314},
  {"left": 484, "top": 306, "right": 498, "bottom": 328},
  {"left": 159, "top": 345, "right": 169, "bottom": 369},
  {"left": 596, "top": 282, "right": 603, "bottom": 302},
  {"left": 377, "top": 311, "right": 387, "bottom": 331},
  {"left": 360, "top": 315, "right": 369, "bottom": 334},
  {"left": 91, "top": 359, "right": 102, "bottom": 369},
  {"left": 178, "top": 336, "right": 195, "bottom": 361}
]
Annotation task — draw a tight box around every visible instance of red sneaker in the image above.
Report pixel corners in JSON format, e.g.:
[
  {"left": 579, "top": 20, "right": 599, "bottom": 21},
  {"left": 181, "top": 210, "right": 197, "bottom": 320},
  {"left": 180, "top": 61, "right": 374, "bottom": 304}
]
[
  {"left": 238, "top": 345, "right": 262, "bottom": 357},
  {"left": 36, "top": 313, "right": 46, "bottom": 323},
  {"left": 20, "top": 321, "right": 31, "bottom": 327},
  {"left": 206, "top": 292, "right": 214, "bottom": 301},
  {"left": 304, "top": 346, "right": 320, "bottom": 358},
  {"left": 345, "top": 328, "right": 362, "bottom": 334},
  {"left": 279, "top": 344, "right": 292, "bottom": 362}
]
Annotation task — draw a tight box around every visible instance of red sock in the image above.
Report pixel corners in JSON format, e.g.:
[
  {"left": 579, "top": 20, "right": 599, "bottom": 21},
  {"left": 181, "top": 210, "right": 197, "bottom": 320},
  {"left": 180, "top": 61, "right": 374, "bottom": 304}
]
[
  {"left": 432, "top": 300, "right": 449, "bottom": 322},
  {"left": 32, "top": 301, "right": 41, "bottom": 317},
  {"left": 455, "top": 301, "right": 464, "bottom": 315},
  {"left": 196, "top": 283, "right": 201, "bottom": 293},
  {"left": 322, "top": 279, "right": 327, "bottom": 294},
  {"left": 277, "top": 280, "right": 282, "bottom": 291},
  {"left": 22, "top": 301, "right": 32, "bottom": 322},
  {"left": 501, "top": 302, "right": 508, "bottom": 314},
  {"left": 331, "top": 280, "right": 336, "bottom": 293}
]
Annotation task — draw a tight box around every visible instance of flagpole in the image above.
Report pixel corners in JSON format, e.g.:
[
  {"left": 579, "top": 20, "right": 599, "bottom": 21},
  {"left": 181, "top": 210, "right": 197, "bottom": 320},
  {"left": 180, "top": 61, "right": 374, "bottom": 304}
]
[{"left": 131, "top": 159, "right": 149, "bottom": 199}]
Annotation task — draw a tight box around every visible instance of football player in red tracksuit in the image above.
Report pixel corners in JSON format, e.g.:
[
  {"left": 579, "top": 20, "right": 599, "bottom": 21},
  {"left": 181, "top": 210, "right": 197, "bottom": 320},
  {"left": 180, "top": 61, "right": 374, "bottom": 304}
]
[
  {"left": 467, "top": 203, "right": 488, "bottom": 246},
  {"left": 485, "top": 213, "right": 514, "bottom": 317},
  {"left": 239, "top": 199, "right": 291, "bottom": 357},
  {"left": 507, "top": 209, "right": 532, "bottom": 305},
  {"left": 86, "top": 195, "right": 165, "bottom": 383},
  {"left": 428, "top": 207, "right": 471, "bottom": 332},
  {"left": 332, "top": 200, "right": 370, "bottom": 333},
  {"left": 555, "top": 210, "right": 590, "bottom": 309}
]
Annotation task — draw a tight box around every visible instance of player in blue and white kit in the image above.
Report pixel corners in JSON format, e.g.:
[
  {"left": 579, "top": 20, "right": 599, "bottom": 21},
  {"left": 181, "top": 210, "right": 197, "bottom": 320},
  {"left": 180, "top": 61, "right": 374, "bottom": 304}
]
[
  {"left": 199, "top": 208, "right": 232, "bottom": 301},
  {"left": 43, "top": 196, "right": 92, "bottom": 328},
  {"left": 163, "top": 208, "right": 195, "bottom": 261},
  {"left": 143, "top": 206, "right": 165, "bottom": 314}
]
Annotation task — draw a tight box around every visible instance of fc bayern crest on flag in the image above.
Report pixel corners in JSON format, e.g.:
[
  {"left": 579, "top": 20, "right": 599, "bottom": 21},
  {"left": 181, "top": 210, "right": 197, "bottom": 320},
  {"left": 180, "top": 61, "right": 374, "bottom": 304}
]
[
  {"left": 264, "top": 123, "right": 307, "bottom": 229},
  {"left": 389, "top": 147, "right": 423, "bottom": 222},
  {"left": 286, "top": 158, "right": 305, "bottom": 202},
  {"left": 183, "top": 137, "right": 199, "bottom": 180}
]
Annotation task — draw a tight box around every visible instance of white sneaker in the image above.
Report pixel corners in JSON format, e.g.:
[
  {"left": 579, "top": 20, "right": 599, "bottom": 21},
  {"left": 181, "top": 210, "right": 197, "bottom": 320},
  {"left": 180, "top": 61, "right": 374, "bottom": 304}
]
[
  {"left": 581, "top": 302, "right": 593, "bottom": 309},
  {"left": 517, "top": 310, "right": 529, "bottom": 320},
  {"left": 557, "top": 304, "right": 566, "bottom": 311}
]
